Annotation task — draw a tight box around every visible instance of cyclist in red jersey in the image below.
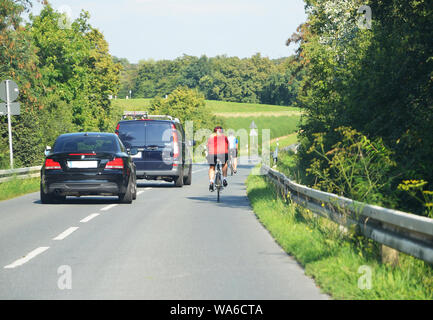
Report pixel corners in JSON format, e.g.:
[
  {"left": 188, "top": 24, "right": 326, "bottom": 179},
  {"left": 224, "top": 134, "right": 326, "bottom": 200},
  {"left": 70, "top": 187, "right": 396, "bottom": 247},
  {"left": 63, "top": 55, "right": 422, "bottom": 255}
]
[{"left": 207, "top": 126, "right": 229, "bottom": 191}]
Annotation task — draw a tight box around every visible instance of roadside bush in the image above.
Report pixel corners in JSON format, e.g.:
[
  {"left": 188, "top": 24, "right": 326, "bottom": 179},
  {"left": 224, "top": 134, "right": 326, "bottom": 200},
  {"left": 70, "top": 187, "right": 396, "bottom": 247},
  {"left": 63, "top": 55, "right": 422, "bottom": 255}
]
[{"left": 305, "top": 127, "right": 398, "bottom": 208}]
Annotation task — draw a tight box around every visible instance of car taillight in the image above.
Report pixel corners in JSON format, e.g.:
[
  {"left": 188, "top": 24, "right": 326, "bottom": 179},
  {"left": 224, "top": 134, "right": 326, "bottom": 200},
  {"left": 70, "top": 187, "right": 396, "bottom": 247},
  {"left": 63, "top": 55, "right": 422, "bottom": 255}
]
[
  {"left": 115, "top": 123, "right": 120, "bottom": 135},
  {"left": 172, "top": 124, "right": 179, "bottom": 159},
  {"left": 45, "top": 158, "right": 61, "bottom": 170},
  {"left": 106, "top": 158, "right": 124, "bottom": 169}
]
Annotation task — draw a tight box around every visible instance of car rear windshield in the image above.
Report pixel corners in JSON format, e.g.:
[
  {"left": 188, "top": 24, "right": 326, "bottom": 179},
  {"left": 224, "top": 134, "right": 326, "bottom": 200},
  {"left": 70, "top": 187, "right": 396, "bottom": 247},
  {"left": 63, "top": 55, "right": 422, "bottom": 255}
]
[
  {"left": 53, "top": 135, "right": 120, "bottom": 153},
  {"left": 118, "top": 121, "right": 172, "bottom": 148}
]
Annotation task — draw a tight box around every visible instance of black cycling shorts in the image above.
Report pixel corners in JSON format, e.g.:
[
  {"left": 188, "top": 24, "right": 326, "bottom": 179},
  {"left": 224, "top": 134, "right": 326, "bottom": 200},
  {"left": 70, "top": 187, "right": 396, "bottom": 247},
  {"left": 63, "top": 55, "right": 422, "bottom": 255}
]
[{"left": 207, "top": 153, "right": 228, "bottom": 166}]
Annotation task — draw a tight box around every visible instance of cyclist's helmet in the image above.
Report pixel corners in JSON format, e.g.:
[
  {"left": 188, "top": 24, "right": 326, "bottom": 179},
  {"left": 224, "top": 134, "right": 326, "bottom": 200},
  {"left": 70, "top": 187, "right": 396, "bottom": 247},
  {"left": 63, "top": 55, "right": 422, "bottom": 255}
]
[{"left": 214, "top": 126, "right": 224, "bottom": 133}]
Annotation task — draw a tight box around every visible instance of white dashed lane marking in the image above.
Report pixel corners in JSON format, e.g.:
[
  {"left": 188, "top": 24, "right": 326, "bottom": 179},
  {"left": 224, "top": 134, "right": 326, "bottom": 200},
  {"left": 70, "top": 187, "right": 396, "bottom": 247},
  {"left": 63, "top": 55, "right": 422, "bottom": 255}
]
[
  {"left": 80, "top": 213, "right": 100, "bottom": 223},
  {"left": 4, "top": 185, "right": 156, "bottom": 270},
  {"left": 53, "top": 227, "right": 79, "bottom": 241},
  {"left": 4, "top": 247, "right": 50, "bottom": 269},
  {"left": 100, "top": 204, "right": 118, "bottom": 211}
]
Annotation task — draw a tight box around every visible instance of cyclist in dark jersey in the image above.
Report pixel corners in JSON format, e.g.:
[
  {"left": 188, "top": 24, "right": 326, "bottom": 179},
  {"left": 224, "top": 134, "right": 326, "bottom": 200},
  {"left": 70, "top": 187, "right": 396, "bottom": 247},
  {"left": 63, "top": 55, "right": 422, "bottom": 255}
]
[{"left": 207, "top": 126, "right": 229, "bottom": 191}]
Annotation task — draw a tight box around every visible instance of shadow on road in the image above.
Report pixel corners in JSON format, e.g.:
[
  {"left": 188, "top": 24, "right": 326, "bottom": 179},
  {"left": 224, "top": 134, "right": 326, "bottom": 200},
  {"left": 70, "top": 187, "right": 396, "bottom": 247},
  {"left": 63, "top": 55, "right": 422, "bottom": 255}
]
[
  {"left": 137, "top": 182, "right": 176, "bottom": 188},
  {"left": 187, "top": 195, "right": 251, "bottom": 209},
  {"left": 33, "top": 197, "right": 119, "bottom": 205}
]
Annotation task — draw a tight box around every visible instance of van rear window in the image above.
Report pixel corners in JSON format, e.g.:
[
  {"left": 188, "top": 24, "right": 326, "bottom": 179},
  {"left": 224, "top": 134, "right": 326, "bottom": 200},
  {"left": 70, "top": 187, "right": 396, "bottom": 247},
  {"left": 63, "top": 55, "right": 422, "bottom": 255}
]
[{"left": 145, "top": 122, "right": 172, "bottom": 145}]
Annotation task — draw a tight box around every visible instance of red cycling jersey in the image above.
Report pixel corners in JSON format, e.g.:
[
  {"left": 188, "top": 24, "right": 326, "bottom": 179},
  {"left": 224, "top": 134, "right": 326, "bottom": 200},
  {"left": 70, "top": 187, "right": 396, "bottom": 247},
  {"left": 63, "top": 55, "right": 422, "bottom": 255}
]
[{"left": 207, "top": 134, "right": 229, "bottom": 155}]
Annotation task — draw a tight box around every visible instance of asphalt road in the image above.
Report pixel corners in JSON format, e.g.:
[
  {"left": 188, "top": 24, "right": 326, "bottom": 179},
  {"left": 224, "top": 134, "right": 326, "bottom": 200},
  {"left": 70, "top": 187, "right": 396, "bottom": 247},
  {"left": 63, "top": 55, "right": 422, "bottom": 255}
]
[{"left": 0, "top": 162, "right": 328, "bottom": 299}]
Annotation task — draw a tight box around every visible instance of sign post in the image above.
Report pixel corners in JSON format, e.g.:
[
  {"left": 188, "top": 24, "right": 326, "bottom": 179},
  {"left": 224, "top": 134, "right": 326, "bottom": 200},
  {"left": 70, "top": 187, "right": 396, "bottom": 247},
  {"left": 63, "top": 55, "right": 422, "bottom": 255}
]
[{"left": 0, "top": 80, "right": 20, "bottom": 169}]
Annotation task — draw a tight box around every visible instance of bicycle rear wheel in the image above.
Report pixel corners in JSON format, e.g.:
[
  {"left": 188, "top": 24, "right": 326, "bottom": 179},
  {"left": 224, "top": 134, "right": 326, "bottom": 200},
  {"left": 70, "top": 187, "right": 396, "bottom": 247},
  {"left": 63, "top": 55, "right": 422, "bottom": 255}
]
[{"left": 215, "top": 172, "right": 222, "bottom": 202}]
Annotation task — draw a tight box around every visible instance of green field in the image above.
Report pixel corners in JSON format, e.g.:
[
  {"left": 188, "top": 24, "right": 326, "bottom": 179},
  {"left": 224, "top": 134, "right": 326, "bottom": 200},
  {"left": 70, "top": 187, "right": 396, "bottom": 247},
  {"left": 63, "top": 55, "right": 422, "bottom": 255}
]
[
  {"left": 271, "top": 133, "right": 298, "bottom": 151},
  {"left": 112, "top": 98, "right": 300, "bottom": 114},
  {"left": 205, "top": 100, "right": 299, "bottom": 113},
  {"left": 223, "top": 116, "right": 300, "bottom": 142},
  {"left": 111, "top": 98, "right": 152, "bottom": 111}
]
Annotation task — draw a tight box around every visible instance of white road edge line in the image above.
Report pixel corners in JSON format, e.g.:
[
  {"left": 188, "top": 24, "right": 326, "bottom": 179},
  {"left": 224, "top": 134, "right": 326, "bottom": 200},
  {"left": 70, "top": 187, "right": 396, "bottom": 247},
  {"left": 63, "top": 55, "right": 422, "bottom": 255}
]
[
  {"left": 80, "top": 213, "right": 100, "bottom": 223},
  {"left": 4, "top": 247, "right": 50, "bottom": 269},
  {"left": 137, "top": 191, "right": 145, "bottom": 195},
  {"left": 100, "top": 204, "right": 118, "bottom": 211},
  {"left": 53, "top": 227, "right": 79, "bottom": 241}
]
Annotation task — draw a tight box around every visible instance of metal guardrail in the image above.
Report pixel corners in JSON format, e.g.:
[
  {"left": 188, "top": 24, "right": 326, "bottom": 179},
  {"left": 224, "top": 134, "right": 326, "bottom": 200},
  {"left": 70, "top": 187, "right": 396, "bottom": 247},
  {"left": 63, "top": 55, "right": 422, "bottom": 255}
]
[
  {"left": 261, "top": 164, "right": 433, "bottom": 264},
  {"left": 0, "top": 166, "right": 41, "bottom": 183}
]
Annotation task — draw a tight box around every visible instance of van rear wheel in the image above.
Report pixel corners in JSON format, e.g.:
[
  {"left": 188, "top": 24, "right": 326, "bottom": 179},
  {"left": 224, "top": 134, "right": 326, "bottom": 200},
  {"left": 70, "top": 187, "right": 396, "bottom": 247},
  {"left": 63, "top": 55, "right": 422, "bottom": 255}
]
[
  {"left": 183, "top": 166, "right": 192, "bottom": 185},
  {"left": 174, "top": 168, "right": 184, "bottom": 187}
]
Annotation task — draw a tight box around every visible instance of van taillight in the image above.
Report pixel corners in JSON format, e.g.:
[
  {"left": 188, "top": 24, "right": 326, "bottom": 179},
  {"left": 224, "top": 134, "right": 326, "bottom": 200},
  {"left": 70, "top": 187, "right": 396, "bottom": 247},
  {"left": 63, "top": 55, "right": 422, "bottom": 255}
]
[
  {"left": 115, "top": 123, "right": 120, "bottom": 135},
  {"left": 172, "top": 124, "right": 179, "bottom": 158},
  {"left": 45, "top": 158, "right": 61, "bottom": 170},
  {"left": 106, "top": 158, "right": 124, "bottom": 169}
]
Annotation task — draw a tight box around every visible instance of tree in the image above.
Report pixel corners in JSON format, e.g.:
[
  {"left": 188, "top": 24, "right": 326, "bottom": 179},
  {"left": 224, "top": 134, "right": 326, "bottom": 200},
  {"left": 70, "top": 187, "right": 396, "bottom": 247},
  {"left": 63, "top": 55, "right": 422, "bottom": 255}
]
[
  {"left": 292, "top": 0, "right": 433, "bottom": 213},
  {"left": 149, "top": 87, "right": 217, "bottom": 132},
  {"left": 29, "top": 5, "right": 121, "bottom": 131}
]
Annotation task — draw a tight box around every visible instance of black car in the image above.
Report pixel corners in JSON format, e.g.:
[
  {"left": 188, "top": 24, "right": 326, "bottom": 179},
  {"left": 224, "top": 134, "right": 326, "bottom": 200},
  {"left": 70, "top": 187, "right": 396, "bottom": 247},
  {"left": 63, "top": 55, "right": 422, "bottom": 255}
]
[
  {"left": 40, "top": 132, "right": 137, "bottom": 204},
  {"left": 115, "top": 112, "right": 192, "bottom": 187}
]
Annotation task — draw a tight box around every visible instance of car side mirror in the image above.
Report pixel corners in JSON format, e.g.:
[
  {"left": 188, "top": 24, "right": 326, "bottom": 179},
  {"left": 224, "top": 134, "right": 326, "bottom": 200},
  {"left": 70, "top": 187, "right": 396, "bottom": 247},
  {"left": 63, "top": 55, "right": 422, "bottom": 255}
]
[
  {"left": 44, "top": 146, "right": 51, "bottom": 157},
  {"left": 129, "top": 148, "right": 138, "bottom": 156}
]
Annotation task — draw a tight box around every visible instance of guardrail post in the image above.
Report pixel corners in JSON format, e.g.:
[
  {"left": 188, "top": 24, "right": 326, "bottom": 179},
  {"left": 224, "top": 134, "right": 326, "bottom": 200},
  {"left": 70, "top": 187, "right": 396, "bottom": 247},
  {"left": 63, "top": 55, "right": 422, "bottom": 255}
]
[{"left": 381, "top": 245, "right": 399, "bottom": 266}]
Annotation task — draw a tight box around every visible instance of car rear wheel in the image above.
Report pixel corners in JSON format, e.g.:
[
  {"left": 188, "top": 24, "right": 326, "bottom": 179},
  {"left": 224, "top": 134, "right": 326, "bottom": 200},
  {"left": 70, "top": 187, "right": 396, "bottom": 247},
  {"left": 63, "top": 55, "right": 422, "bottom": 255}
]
[
  {"left": 40, "top": 183, "right": 53, "bottom": 204},
  {"left": 132, "top": 176, "right": 137, "bottom": 200},
  {"left": 183, "top": 165, "right": 192, "bottom": 185},
  {"left": 119, "top": 177, "right": 133, "bottom": 204}
]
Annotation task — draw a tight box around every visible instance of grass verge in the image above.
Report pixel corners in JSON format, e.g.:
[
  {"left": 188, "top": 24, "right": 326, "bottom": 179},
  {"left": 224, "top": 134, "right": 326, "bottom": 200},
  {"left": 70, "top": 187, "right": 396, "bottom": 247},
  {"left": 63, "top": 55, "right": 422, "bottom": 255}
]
[
  {"left": 0, "top": 177, "right": 40, "bottom": 202},
  {"left": 246, "top": 173, "right": 433, "bottom": 299}
]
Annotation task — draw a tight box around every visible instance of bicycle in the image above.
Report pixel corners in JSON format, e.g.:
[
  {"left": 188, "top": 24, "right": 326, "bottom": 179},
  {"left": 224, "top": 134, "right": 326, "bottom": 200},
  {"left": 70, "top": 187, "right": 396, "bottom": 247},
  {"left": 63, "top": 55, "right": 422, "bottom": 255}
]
[
  {"left": 214, "top": 158, "right": 223, "bottom": 202},
  {"left": 228, "top": 149, "right": 236, "bottom": 176},
  {"left": 228, "top": 155, "right": 234, "bottom": 176}
]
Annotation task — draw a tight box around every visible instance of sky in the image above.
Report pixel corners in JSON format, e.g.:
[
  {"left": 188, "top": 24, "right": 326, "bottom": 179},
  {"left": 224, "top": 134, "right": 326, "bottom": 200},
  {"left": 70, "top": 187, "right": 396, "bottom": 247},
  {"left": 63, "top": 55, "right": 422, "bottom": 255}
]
[{"left": 30, "top": 0, "right": 307, "bottom": 63}]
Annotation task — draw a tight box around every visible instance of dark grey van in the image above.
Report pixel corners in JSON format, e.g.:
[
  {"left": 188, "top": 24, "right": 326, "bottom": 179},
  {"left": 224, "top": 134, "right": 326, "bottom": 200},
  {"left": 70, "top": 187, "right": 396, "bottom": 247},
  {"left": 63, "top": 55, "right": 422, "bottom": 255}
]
[{"left": 115, "top": 113, "right": 192, "bottom": 187}]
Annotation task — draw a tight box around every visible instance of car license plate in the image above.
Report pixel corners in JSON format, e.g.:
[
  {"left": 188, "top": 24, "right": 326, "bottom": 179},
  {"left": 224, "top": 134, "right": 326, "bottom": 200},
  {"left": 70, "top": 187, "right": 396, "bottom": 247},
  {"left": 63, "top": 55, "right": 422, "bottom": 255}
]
[
  {"left": 131, "top": 152, "right": 142, "bottom": 159},
  {"left": 67, "top": 161, "right": 98, "bottom": 169}
]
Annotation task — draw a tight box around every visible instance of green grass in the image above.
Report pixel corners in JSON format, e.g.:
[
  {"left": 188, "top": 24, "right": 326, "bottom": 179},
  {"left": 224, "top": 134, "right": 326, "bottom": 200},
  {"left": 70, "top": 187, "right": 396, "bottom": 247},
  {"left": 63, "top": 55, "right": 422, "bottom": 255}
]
[
  {"left": 0, "top": 177, "right": 40, "bottom": 202},
  {"left": 111, "top": 98, "right": 152, "bottom": 111},
  {"left": 205, "top": 100, "right": 299, "bottom": 113},
  {"left": 223, "top": 116, "right": 300, "bottom": 141},
  {"left": 112, "top": 98, "right": 300, "bottom": 114},
  {"left": 271, "top": 133, "right": 298, "bottom": 150},
  {"left": 246, "top": 171, "right": 433, "bottom": 300}
]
